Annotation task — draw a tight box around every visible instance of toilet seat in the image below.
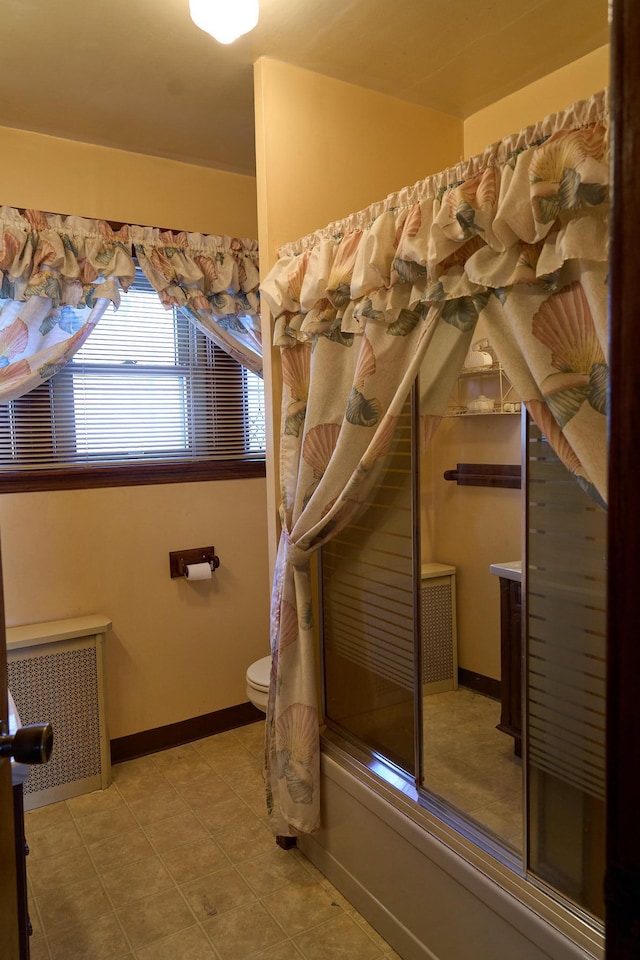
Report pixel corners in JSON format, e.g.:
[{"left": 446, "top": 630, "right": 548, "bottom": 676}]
[
  {"left": 246, "top": 654, "right": 271, "bottom": 692},
  {"left": 246, "top": 654, "right": 272, "bottom": 712}
]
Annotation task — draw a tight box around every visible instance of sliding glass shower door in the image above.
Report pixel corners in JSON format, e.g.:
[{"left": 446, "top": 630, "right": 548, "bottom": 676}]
[
  {"left": 526, "top": 418, "right": 606, "bottom": 918},
  {"left": 320, "top": 393, "right": 418, "bottom": 775}
]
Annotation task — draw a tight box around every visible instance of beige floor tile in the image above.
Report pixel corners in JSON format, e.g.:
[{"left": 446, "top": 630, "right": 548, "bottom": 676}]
[
  {"left": 426, "top": 753, "right": 480, "bottom": 781},
  {"left": 28, "top": 938, "right": 51, "bottom": 960},
  {"left": 254, "top": 943, "right": 304, "bottom": 960},
  {"left": 114, "top": 775, "right": 174, "bottom": 804},
  {"left": 66, "top": 784, "right": 123, "bottom": 819},
  {"left": 101, "top": 854, "right": 174, "bottom": 907},
  {"left": 235, "top": 783, "right": 269, "bottom": 817},
  {"left": 237, "top": 848, "right": 310, "bottom": 897},
  {"left": 317, "top": 877, "right": 353, "bottom": 911},
  {"left": 28, "top": 846, "right": 98, "bottom": 897},
  {"left": 89, "top": 826, "right": 155, "bottom": 873},
  {"left": 116, "top": 888, "right": 196, "bottom": 950},
  {"left": 24, "top": 800, "right": 72, "bottom": 831},
  {"left": 144, "top": 810, "right": 209, "bottom": 853},
  {"left": 27, "top": 893, "right": 44, "bottom": 940},
  {"left": 126, "top": 786, "right": 192, "bottom": 826},
  {"left": 26, "top": 819, "right": 84, "bottom": 862},
  {"left": 161, "top": 837, "right": 229, "bottom": 884},
  {"left": 202, "top": 899, "right": 286, "bottom": 959},
  {"left": 75, "top": 802, "right": 138, "bottom": 845},
  {"left": 176, "top": 771, "right": 237, "bottom": 810},
  {"left": 296, "top": 858, "right": 324, "bottom": 883},
  {"left": 349, "top": 911, "right": 393, "bottom": 953},
  {"left": 218, "top": 752, "right": 264, "bottom": 780},
  {"left": 48, "top": 910, "right": 130, "bottom": 960},
  {"left": 157, "top": 754, "right": 217, "bottom": 789},
  {"left": 112, "top": 756, "right": 167, "bottom": 792},
  {"left": 262, "top": 878, "right": 344, "bottom": 936},
  {"left": 232, "top": 722, "right": 266, "bottom": 758},
  {"left": 195, "top": 796, "right": 249, "bottom": 834},
  {"left": 118, "top": 768, "right": 175, "bottom": 803},
  {"left": 23, "top": 694, "right": 536, "bottom": 958},
  {"left": 180, "top": 864, "right": 256, "bottom": 920},
  {"left": 35, "top": 874, "right": 112, "bottom": 938},
  {"left": 471, "top": 797, "right": 523, "bottom": 840},
  {"left": 151, "top": 744, "right": 215, "bottom": 782},
  {"left": 437, "top": 777, "right": 519, "bottom": 813},
  {"left": 294, "top": 912, "right": 384, "bottom": 960},
  {"left": 151, "top": 743, "right": 200, "bottom": 765},
  {"left": 215, "top": 811, "right": 275, "bottom": 863},
  {"left": 135, "top": 925, "right": 218, "bottom": 959},
  {"left": 194, "top": 731, "right": 248, "bottom": 763},
  {"left": 223, "top": 763, "right": 268, "bottom": 796}
]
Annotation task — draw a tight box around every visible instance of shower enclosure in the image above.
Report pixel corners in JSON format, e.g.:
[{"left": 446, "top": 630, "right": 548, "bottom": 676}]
[{"left": 319, "top": 387, "right": 606, "bottom": 926}]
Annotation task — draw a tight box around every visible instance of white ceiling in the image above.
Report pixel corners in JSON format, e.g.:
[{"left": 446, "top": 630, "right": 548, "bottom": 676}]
[{"left": 1, "top": 0, "right": 608, "bottom": 176}]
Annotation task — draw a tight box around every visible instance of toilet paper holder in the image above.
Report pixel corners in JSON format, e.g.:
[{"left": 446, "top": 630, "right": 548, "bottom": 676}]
[{"left": 169, "top": 546, "right": 220, "bottom": 579}]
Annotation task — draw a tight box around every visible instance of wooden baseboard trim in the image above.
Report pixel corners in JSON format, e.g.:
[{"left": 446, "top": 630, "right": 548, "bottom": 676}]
[
  {"left": 457, "top": 668, "right": 501, "bottom": 701},
  {"left": 110, "top": 702, "right": 265, "bottom": 764}
]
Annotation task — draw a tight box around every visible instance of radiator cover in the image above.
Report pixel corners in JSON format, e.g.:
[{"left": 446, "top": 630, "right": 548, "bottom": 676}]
[
  {"left": 420, "top": 564, "right": 458, "bottom": 694},
  {"left": 7, "top": 615, "right": 111, "bottom": 811}
]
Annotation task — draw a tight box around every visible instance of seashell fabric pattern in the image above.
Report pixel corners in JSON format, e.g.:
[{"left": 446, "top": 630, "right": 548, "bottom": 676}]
[
  {"left": 302, "top": 422, "right": 342, "bottom": 478},
  {"left": 345, "top": 387, "right": 381, "bottom": 427},
  {"left": 0, "top": 205, "right": 263, "bottom": 400},
  {"left": 275, "top": 703, "right": 319, "bottom": 807},
  {"left": 262, "top": 91, "right": 610, "bottom": 839},
  {"left": 282, "top": 343, "right": 311, "bottom": 437},
  {"left": 533, "top": 281, "right": 608, "bottom": 427}
]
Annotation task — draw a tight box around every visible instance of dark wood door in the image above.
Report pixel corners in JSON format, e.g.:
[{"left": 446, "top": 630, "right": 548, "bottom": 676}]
[
  {"left": 0, "top": 544, "right": 20, "bottom": 959},
  {"left": 606, "top": 2, "right": 640, "bottom": 957}
]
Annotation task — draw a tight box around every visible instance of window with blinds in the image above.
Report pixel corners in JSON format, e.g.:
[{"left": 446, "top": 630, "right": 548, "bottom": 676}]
[{"left": 0, "top": 270, "right": 265, "bottom": 488}]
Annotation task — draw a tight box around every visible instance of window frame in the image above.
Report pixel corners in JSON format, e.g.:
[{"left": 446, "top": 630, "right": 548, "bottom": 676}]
[
  {"left": 0, "top": 457, "right": 266, "bottom": 493},
  {"left": 0, "top": 278, "right": 266, "bottom": 493}
]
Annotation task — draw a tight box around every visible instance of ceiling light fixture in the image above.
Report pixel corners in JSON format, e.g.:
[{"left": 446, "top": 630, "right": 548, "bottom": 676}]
[{"left": 189, "top": 0, "right": 259, "bottom": 44}]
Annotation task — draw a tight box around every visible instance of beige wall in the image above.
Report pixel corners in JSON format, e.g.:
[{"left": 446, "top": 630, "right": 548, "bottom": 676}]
[
  {"left": 255, "top": 58, "right": 463, "bottom": 264},
  {"left": 0, "top": 132, "right": 269, "bottom": 739},
  {"left": 0, "top": 481, "right": 270, "bottom": 739},
  {"left": 464, "top": 45, "right": 610, "bottom": 158},
  {"left": 254, "top": 57, "right": 464, "bottom": 576},
  {"left": 0, "top": 125, "right": 258, "bottom": 237},
  {"left": 422, "top": 414, "right": 522, "bottom": 680}
]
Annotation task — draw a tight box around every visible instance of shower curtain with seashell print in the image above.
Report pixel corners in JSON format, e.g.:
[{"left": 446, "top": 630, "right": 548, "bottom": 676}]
[{"left": 260, "top": 89, "right": 610, "bottom": 837}]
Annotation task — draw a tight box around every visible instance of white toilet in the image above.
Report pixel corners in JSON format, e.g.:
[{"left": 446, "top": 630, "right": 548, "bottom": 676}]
[{"left": 246, "top": 654, "right": 272, "bottom": 713}]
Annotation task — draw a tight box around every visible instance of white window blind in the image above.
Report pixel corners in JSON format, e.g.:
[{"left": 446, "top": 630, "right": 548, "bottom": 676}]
[{"left": 0, "top": 270, "right": 266, "bottom": 471}]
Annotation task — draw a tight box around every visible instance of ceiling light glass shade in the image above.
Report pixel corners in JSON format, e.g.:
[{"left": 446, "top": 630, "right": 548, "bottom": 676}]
[{"left": 189, "top": 0, "right": 259, "bottom": 44}]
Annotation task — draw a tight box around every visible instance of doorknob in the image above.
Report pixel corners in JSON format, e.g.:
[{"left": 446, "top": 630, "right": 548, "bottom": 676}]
[{"left": 0, "top": 723, "right": 53, "bottom": 765}]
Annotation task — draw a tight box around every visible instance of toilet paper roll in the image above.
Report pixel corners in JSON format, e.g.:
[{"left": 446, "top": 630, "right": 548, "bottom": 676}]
[{"left": 184, "top": 562, "right": 212, "bottom": 581}]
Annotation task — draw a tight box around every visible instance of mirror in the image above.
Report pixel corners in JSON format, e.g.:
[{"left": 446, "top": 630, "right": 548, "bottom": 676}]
[{"left": 419, "top": 323, "right": 523, "bottom": 851}]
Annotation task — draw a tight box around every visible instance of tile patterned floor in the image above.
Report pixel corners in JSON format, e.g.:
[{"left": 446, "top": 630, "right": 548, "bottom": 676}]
[
  {"left": 24, "top": 722, "right": 402, "bottom": 960},
  {"left": 423, "top": 687, "right": 523, "bottom": 849}
]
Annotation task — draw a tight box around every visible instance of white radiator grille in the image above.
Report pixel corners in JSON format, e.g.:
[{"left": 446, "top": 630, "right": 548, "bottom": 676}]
[
  {"left": 8, "top": 647, "right": 102, "bottom": 796},
  {"left": 420, "top": 570, "right": 457, "bottom": 693},
  {"left": 7, "top": 616, "right": 111, "bottom": 810}
]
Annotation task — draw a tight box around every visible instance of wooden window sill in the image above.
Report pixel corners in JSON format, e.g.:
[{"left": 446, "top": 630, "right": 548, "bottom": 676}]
[{"left": 0, "top": 459, "right": 266, "bottom": 493}]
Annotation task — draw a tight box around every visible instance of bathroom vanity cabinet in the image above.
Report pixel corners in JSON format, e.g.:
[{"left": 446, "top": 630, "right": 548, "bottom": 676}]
[{"left": 490, "top": 563, "right": 522, "bottom": 756}]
